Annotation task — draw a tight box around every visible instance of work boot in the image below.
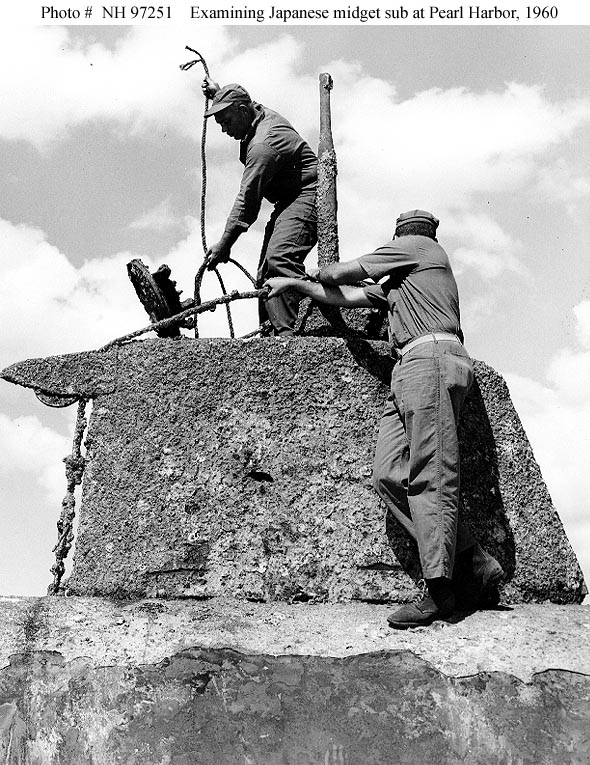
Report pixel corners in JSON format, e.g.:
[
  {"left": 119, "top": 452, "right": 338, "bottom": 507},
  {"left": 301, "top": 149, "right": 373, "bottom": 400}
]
[
  {"left": 387, "top": 578, "right": 455, "bottom": 629},
  {"left": 453, "top": 543, "right": 505, "bottom": 610}
]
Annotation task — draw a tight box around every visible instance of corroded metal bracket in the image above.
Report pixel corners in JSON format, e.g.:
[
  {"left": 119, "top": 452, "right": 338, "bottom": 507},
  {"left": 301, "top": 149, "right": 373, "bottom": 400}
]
[
  {"left": 35, "top": 390, "right": 79, "bottom": 408},
  {"left": 127, "top": 259, "right": 187, "bottom": 338}
]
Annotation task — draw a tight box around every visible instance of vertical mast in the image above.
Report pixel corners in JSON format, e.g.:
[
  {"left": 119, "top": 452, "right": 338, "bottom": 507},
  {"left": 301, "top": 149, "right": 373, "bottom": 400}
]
[{"left": 317, "top": 73, "right": 339, "bottom": 267}]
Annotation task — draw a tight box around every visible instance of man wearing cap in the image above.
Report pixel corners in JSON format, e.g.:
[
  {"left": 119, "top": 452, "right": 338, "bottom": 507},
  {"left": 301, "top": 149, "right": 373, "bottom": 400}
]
[
  {"left": 202, "top": 78, "right": 318, "bottom": 336},
  {"left": 263, "top": 209, "right": 504, "bottom": 628}
]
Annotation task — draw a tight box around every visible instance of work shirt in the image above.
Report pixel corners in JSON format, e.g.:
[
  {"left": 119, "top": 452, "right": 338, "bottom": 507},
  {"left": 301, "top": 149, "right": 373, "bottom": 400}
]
[
  {"left": 359, "top": 235, "right": 463, "bottom": 349},
  {"left": 224, "top": 103, "right": 318, "bottom": 238}
]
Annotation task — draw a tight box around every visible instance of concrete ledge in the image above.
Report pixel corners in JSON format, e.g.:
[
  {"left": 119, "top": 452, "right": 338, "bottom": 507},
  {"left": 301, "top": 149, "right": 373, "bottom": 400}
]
[
  {"left": 2, "top": 596, "right": 589, "bottom": 682},
  {"left": 1, "top": 597, "right": 589, "bottom": 763}
]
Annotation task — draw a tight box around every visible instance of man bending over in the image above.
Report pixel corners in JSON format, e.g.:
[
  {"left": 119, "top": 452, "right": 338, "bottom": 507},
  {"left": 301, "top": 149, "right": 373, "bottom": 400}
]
[{"left": 203, "top": 78, "right": 318, "bottom": 336}]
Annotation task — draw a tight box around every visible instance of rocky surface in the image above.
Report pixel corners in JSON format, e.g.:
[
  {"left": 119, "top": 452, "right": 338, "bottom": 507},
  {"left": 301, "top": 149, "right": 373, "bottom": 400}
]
[
  {"left": 1, "top": 337, "right": 585, "bottom": 603},
  {"left": 2, "top": 597, "right": 589, "bottom": 680},
  {"left": 0, "top": 597, "right": 589, "bottom": 764}
]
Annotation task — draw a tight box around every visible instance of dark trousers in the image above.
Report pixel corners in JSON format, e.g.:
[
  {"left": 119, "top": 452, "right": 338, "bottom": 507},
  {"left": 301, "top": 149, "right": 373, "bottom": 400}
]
[
  {"left": 373, "top": 339, "right": 476, "bottom": 579},
  {"left": 257, "top": 188, "right": 317, "bottom": 336}
]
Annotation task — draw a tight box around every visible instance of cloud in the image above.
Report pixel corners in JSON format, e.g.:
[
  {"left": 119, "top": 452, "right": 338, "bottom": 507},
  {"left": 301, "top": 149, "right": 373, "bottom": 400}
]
[
  {"left": 2, "top": 27, "right": 589, "bottom": 348},
  {"left": 448, "top": 212, "right": 527, "bottom": 280},
  {"left": 545, "top": 348, "right": 590, "bottom": 407},
  {"left": 4, "top": 28, "right": 590, "bottom": 208},
  {"left": 129, "top": 197, "right": 183, "bottom": 232},
  {"left": 0, "top": 413, "right": 70, "bottom": 502},
  {"left": 0, "top": 26, "right": 233, "bottom": 148},
  {"left": 0, "top": 216, "right": 260, "bottom": 372},
  {"left": 505, "top": 300, "right": 590, "bottom": 585},
  {"left": 539, "top": 300, "right": 590, "bottom": 408},
  {"left": 507, "top": 372, "right": 590, "bottom": 524},
  {"left": 0, "top": 410, "right": 74, "bottom": 597},
  {"left": 573, "top": 301, "right": 590, "bottom": 345},
  {"left": 536, "top": 158, "right": 590, "bottom": 213},
  {"left": 0, "top": 218, "right": 145, "bottom": 364},
  {"left": 2, "top": 27, "right": 590, "bottom": 304},
  {"left": 330, "top": 72, "right": 590, "bottom": 209}
]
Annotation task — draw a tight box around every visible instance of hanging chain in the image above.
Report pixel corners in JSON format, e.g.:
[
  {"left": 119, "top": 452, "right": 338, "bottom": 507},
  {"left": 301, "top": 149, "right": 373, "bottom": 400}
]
[{"left": 47, "top": 398, "right": 88, "bottom": 595}]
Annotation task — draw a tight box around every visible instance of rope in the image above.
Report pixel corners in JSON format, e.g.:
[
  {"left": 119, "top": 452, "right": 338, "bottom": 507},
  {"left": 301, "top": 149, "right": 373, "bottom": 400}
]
[
  {"left": 186, "top": 49, "right": 211, "bottom": 256},
  {"left": 178, "top": 47, "right": 211, "bottom": 254},
  {"left": 180, "top": 46, "right": 259, "bottom": 339},
  {"left": 228, "top": 257, "right": 257, "bottom": 286},
  {"left": 48, "top": 398, "right": 88, "bottom": 595},
  {"left": 102, "top": 287, "right": 269, "bottom": 349},
  {"left": 213, "top": 268, "right": 235, "bottom": 338}
]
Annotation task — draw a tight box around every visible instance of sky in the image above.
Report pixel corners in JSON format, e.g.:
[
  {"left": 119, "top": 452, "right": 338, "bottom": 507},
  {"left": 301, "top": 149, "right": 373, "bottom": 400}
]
[{"left": 1, "top": 14, "right": 589, "bottom": 598}]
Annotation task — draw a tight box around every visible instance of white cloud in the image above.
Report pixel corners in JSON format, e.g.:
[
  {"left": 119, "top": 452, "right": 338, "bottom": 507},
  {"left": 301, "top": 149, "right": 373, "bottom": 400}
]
[
  {"left": 505, "top": 301, "right": 590, "bottom": 587},
  {"left": 0, "top": 26, "right": 233, "bottom": 148},
  {"left": 0, "top": 216, "right": 260, "bottom": 372},
  {"left": 536, "top": 157, "right": 590, "bottom": 215},
  {"left": 330, "top": 72, "right": 590, "bottom": 213},
  {"left": 573, "top": 300, "right": 590, "bottom": 346},
  {"left": 2, "top": 27, "right": 589, "bottom": 351},
  {"left": 129, "top": 197, "right": 182, "bottom": 232},
  {"left": 3, "top": 28, "right": 589, "bottom": 233},
  {"left": 545, "top": 349, "right": 590, "bottom": 407},
  {"left": 1, "top": 27, "right": 588, "bottom": 323},
  {"left": 447, "top": 212, "right": 527, "bottom": 280},
  {"left": 0, "top": 218, "right": 145, "bottom": 364},
  {"left": 0, "top": 413, "right": 70, "bottom": 502},
  {"left": 511, "top": 301, "right": 590, "bottom": 408},
  {"left": 209, "top": 34, "right": 318, "bottom": 137},
  {"left": 506, "top": 372, "right": 590, "bottom": 521},
  {"left": 507, "top": 370, "right": 590, "bottom": 587},
  {"left": 0, "top": 411, "right": 74, "bottom": 597}
]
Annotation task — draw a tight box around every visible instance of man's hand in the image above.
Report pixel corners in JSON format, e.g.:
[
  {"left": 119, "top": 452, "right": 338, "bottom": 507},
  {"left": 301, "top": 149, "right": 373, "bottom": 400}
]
[
  {"left": 263, "top": 277, "right": 297, "bottom": 299},
  {"left": 206, "top": 240, "right": 231, "bottom": 271},
  {"left": 305, "top": 267, "right": 320, "bottom": 281},
  {"left": 201, "top": 77, "right": 220, "bottom": 100}
]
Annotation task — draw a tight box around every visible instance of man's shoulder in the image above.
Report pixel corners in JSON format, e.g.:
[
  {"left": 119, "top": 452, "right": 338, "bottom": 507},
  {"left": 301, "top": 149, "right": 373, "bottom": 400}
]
[
  {"left": 251, "top": 104, "right": 295, "bottom": 134},
  {"left": 250, "top": 104, "right": 314, "bottom": 154},
  {"left": 365, "top": 236, "right": 427, "bottom": 258},
  {"left": 246, "top": 106, "right": 317, "bottom": 166},
  {"left": 357, "top": 235, "right": 450, "bottom": 281},
  {"left": 397, "top": 235, "right": 450, "bottom": 262}
]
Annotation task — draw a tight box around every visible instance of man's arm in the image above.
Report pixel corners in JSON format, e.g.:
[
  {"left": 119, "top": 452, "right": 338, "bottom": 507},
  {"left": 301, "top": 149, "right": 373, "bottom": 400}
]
[
  {"left": 206, "top": 230, "right": 241, "bottom": 270},
  {"left": 264, "top": 277, "right": 373, "bottom": 308},
  {"left": 207, "top": 144, "right": 280, "bottom": 271},
  {"left": 312, "top": 259, "right": 367, "bottom": 285}
]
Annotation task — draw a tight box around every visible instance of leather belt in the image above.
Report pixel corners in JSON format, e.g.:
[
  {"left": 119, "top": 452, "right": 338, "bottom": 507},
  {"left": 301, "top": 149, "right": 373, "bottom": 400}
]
[{"left": 398, "top": 332, "right": 461, "bottom": 357}]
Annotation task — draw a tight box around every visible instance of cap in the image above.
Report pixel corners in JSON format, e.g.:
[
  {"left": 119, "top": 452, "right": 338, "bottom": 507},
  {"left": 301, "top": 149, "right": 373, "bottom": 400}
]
[
  {"left": 395, "top": 209, "right": 439, "bottom": 230},
  {"left": 204, "top": 84, "right": 252, "bottom": 117}
]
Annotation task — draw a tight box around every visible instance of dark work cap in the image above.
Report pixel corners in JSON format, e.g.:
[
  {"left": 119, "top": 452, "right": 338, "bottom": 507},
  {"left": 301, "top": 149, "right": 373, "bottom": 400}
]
[
  {"left": 204, "top": 83, "right": 252, "bottom": 117},
  {"left": 395, "top": 209, "right": 439, "bottom": 229}
]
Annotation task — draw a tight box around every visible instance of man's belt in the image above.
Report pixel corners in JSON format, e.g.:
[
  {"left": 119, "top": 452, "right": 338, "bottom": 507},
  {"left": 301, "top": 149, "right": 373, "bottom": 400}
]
[{"left": 398, "top": 332, "right": 461, "bottom": 357}]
